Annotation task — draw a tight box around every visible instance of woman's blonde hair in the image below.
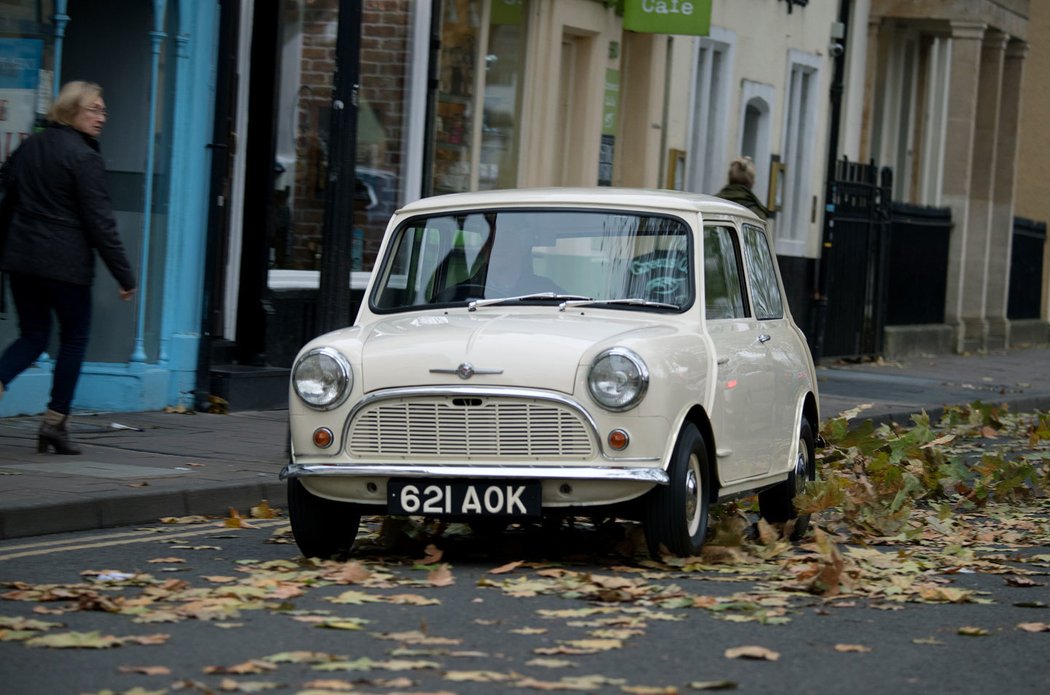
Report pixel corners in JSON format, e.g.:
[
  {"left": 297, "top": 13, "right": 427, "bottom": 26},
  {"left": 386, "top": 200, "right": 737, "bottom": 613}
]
[
  {"left": 727, "top": 156, "right": 756, "bottom": 188},
  {"left": 48, "top": 81, "right": 103, "bottom": 126}
]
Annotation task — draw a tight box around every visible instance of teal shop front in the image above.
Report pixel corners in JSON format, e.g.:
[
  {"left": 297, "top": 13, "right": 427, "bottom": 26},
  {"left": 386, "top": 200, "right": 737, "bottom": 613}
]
[{"left": 0, "top": 0, "right": 218, "bottom": 416}]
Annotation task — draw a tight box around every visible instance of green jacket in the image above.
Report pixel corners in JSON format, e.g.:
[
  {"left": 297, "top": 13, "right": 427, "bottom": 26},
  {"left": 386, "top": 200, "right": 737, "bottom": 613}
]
[{"left": 715, "top": 183, "right": 770, "bottom": 220}]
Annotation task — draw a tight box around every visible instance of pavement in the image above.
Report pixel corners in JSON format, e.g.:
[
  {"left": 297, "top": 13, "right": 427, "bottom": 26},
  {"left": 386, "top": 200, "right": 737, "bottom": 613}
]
[{"left": 1, "top": 344, "right": 1048, "bottom": 540}]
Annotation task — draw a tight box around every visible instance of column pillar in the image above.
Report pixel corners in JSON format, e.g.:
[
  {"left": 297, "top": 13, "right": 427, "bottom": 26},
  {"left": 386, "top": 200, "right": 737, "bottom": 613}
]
[
  {"left": 959, "top": 29, "right": 1007, "bottom": 352},
  {"left": 858, "top": 15, "right": 882, "bottom": 161},
  {"left": 987, "top": 40, "right": 1028, "bottom": 348},
  {"left": 940, "top": 21, "right": 985, "bottom": 352}
]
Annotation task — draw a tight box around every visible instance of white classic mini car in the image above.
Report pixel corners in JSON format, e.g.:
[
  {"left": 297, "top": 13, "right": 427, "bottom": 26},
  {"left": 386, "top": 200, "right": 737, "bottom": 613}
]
[{"left": 282, "top": 188, "right": 819, "bottom": 558}]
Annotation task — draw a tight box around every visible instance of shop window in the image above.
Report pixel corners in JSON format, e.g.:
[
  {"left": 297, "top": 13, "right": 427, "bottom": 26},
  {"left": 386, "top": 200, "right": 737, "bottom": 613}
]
[{"left": 431, "top": 0, "right": 528, "bottom": 194}]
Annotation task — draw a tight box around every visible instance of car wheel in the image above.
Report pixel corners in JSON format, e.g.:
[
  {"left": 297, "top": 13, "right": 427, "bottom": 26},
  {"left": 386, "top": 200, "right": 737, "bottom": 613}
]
[
  {"left": 287, "top": 478, "right": 362, "bottom": 558},
  {"left": 758, "top": 418, "right": 815, "bottom": 540},
  {"left": 644, "top": 422, "right": 710, "bottom": 558}
]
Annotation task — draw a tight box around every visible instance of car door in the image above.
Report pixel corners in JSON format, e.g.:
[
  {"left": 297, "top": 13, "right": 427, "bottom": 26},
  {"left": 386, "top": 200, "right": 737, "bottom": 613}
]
[
  {"left": 740, "top": 222, "right": 805, "bottom": 475},
  {"left": 703, "top": 224, "right": 777, "bottom": 482}
]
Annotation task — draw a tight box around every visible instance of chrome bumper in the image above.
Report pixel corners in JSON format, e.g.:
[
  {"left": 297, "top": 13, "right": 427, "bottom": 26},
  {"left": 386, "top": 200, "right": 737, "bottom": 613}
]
[{"left": 280, "top": 462, "right": 669, "bottom": 485}]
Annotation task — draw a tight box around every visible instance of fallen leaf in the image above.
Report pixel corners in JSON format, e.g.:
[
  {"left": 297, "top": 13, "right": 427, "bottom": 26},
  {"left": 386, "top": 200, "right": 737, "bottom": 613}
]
[
  {"left": 224, "top": 508, "right": 258, "bottom": 529},
  {"left": 147, "top": 557, "right": 186, "bottom": 564},
  {"left": 957, "top": 626, "right": 990, "bottom": 637},
  {"left": 833, "top": 644, "right": 872, "bottom": 653},
  {"left": 490, "top": 560, "right": 524, "bottom": 575},
  {"left": 204, "top": 659, "right": 278, "bottom": 675},
  {"left": 1017, "top": 622, "right": 1050, "bottom": 632},
  {"left": 724, "top": 645, "right": 780, "bottom": 661},
  {"left": 428, "top": 564, "right": 455, "bottom": 587},
  {"left": 444, "top": 670, "right": 514, "bottom": 682},
  {"left": 689, "top": 681, "right": 738, "bottom": 690},
  {"left": 25, "top": 630, "right": 123, "bottom": 649},
  {"left": 118, "top": 665, "right": 172, "bottom": 676},
  {"left": 301, "top": 680, "right": 355, "bottom": 691},
  {"left": 250, "top": 500, "right": 278, "bottom": 519}
]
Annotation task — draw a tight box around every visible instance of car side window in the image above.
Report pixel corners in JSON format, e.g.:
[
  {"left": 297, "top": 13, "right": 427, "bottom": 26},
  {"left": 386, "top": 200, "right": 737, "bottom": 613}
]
[
  {"left": 703, "top": 226, "right": 747, "bottom": 320},
  {"left": 742, "top": 223, "right": 784, "bottom": 320}
]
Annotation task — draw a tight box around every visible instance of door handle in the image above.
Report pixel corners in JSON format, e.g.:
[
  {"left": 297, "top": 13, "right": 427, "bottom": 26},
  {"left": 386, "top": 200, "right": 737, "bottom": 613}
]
[
  {"left": 758, "top": 334, "right": 771, "bottom": 343},
  {"left": 717, "top": 356, "right": 729, "bottom": 365}
]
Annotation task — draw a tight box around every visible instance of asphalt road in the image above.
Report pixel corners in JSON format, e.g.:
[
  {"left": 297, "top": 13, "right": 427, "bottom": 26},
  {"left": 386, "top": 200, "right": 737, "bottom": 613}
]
[{"left": 0, "top": 511, "right": 1047, "bottom": 694}]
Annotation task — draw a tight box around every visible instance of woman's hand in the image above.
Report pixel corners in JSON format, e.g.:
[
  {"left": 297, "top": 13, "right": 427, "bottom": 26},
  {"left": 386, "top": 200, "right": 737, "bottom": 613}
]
[{"left": 119, "top": 288, "right": 136, "bottom": 301}]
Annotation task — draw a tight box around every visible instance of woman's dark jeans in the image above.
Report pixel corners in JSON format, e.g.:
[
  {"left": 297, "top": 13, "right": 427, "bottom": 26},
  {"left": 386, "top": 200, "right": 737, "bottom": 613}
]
[{"left": 0, "top": 273, "right": 92, "bottom": 415}]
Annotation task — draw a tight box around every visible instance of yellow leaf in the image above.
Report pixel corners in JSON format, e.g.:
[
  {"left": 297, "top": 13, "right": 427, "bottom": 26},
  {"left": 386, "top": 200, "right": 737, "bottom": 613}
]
[
  {"left": 386, "top": 593, "right": 441, "bottom": 606},
  {"left": 444, "top": 670, "right": 514, "bottom": 682},
  {"left": 957, "top": 626, "right": 990, "bottom": 636},
  {"left": 25, "top": 630, "right": 123, "bottom": 649},
  {"left": 834, "top": 644, "right": 872, "bottom": 653},
  {"left": 250, "top": 500, "right": 278, "bottom": 519}
]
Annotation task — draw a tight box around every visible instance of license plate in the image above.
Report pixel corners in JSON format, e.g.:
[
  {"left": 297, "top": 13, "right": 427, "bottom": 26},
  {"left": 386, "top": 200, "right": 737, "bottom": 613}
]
[{"left": 388, "top": 479, "right": 541, "bottom": 517}]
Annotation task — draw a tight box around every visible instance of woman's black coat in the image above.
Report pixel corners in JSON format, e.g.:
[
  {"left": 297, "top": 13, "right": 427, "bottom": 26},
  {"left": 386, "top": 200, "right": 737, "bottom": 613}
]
[{"left": 0, "top": 124, "right": 136, "bottom": 291}]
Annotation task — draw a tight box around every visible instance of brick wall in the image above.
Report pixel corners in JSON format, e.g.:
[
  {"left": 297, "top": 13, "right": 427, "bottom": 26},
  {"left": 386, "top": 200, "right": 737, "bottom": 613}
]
[{"left": 285, "top": 0, "right": 411, "bottom": 271}]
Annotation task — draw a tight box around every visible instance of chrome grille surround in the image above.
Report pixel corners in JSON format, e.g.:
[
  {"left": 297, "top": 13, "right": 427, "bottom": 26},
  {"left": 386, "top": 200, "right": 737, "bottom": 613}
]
[{"left": 346, "top": 386, "right": 597, "bottom": 459}]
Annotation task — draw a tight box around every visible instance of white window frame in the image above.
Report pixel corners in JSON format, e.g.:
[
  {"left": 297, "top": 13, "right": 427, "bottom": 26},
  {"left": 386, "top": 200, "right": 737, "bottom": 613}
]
[
  {"left": 685, "top": 27, "right": 735, "bottom": 195},
  {"left": 737, "top": 80, "right": 775, "bottom": 205},
  {"left": 777, "top": 49, "right": 822, "bottom": 257}
]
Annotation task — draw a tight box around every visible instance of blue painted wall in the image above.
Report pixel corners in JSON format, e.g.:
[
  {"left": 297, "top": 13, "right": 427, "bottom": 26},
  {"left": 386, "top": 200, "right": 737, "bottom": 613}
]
[{"left": 0, "top": 0, "right": 218, "bottom": 417}]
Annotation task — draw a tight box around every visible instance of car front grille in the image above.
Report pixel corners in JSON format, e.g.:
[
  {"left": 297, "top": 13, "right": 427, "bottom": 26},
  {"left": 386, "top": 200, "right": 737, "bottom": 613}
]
[{"left": 347, "top": 396, "right": 595, "bottom": 458}]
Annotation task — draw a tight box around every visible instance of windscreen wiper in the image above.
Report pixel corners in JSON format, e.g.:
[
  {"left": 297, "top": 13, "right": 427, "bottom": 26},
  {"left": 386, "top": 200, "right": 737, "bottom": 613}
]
[
  {"left": 468, "top": 292, "right": 593, "bottom": 311},
  {"left": 558, "top": 297, "right": 680, "bottom": 312}
]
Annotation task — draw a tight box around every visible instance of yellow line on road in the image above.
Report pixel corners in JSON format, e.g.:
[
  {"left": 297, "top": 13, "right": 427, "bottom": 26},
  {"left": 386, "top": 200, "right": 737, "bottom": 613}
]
[{"left": 0, "top": 519, "right": 288, "bottom": 562}]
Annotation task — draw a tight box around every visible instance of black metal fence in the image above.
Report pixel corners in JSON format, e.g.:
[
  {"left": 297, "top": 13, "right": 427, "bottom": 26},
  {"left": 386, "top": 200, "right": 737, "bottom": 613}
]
[
  {"left": 884, "top": 203, "right": 952, "bottom": 325},
  {"left": 1009, "top": 217, "right": 1046, "bottom": 320},
  {"left": 815, "top": 158, "right": 892, "bottom": 360}
]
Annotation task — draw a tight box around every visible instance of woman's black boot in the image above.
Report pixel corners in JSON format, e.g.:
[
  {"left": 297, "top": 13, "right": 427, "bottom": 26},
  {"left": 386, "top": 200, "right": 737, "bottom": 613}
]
[{"left": 38, "top": 409, "right": 82, "bottom": 455}]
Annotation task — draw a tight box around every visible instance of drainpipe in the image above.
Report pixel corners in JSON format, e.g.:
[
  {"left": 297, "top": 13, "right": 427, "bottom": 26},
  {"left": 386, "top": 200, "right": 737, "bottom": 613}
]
[
  {"left": 131, "top": 0, "right": 168, "bottom": 364},
  {"left": 52, "top": 0, "right": 69, "bottom": 96}
]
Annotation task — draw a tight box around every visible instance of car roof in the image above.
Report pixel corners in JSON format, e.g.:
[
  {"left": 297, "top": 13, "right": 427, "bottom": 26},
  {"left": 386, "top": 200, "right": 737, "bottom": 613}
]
[{"left": 395, "top": 187, "right": 763, "bottom": 221}]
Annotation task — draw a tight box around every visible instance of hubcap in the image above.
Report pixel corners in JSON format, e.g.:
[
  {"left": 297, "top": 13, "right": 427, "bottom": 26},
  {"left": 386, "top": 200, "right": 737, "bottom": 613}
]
[
  {"left": 793, "top": 436, "right": 809, "bottom": 496},
  {"left": 685, "top": 453, "right": 701, "bottom": 534}
]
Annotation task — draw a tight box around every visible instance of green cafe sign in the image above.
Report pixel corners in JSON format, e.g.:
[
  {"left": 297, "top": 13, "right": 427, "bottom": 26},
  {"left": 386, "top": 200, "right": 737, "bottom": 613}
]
[{"left": 622, "top": 0, "right": 712, "bottom": 36}]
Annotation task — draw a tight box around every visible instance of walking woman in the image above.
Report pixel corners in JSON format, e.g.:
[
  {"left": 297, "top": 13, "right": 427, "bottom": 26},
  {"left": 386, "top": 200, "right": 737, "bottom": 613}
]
[{"left": 0, "top": 81, "right": 136, "bottom": 454}]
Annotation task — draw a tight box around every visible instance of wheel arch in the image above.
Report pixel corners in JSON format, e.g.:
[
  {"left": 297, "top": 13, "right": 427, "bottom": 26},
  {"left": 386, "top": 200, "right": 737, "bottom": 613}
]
[
  {"left": 682, "top": 404, "right": 720, "bottom": 503},
  {"left": 801, "top": 391, "right": 819, "bottom": 442}
]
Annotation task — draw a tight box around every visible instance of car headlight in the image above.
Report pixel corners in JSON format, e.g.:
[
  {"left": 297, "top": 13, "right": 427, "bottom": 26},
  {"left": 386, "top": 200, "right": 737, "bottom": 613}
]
[
  {"left": 293, "top": 347, "right": 353, "bottom": 410},
  {"left": 588, "top": 348, "right": 648, "bottom": 411}
]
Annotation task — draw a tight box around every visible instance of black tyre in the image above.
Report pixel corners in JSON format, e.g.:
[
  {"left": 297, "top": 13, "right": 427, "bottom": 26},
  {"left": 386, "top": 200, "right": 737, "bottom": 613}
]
[
  {"left": 759, "top": 419, "right": 816, "bottom": 540},
  {"left": 287, "top": 477, "right": 362, "bottom": 558},
  {"left": 644, "top": 423, "right": 710, "bottom": 558}
]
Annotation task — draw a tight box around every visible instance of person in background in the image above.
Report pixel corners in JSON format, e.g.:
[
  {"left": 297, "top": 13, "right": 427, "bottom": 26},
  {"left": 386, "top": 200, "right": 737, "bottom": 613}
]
[
  {"left": 0, "top": 81, "right": 136, "bottom": 454},
  {"left": 715, "top": 156, "right": 770, "bottom": 220}
]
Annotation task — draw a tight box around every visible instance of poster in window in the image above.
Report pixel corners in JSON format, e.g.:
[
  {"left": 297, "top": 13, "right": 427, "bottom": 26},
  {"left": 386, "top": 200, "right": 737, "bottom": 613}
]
[{"left": 0, "top": 38, "right": 43, "bottom": 165}]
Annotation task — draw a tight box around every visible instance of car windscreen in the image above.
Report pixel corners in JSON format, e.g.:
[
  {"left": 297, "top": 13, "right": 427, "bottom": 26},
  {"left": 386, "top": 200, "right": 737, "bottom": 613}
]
[{"left": 369, "top": 209, "right": 694, "bottom": 312}]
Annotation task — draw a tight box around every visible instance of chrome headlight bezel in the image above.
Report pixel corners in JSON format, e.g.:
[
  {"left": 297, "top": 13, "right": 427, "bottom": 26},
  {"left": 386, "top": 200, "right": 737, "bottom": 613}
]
[
  {"left": 292, "top": 347, "right": 353, "bottom": 410},
  {"left": 587, "top": 348, "right": 649, "bottom": 412}
]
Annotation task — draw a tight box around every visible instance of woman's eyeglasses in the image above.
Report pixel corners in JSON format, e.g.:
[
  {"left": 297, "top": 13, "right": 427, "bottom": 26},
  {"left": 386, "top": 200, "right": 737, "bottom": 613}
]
[{"left": 84, "top": 105, "right": 108, "bottom": 117}]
